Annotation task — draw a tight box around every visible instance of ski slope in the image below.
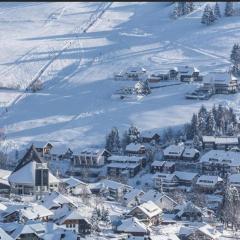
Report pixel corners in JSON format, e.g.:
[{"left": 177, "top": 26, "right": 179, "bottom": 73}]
[{"left": 1, "top": 2, "right": 240, "bottom": 153}]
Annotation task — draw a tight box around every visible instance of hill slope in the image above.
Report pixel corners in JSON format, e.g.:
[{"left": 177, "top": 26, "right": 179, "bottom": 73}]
[{"left": 1, "top": 2, "right": 240, "bottom": 152}]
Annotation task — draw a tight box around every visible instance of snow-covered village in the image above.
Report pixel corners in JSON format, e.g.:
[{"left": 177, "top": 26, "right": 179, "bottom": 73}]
[{"left": 1, "top": 1, "right": 240, "bottom": 240}]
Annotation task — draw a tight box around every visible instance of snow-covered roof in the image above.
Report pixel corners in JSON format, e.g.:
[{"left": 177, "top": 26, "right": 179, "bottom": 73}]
[
  {"left": 135, "top": 201, "right": 162, "bottom": 218},
  {"left": 151, "top": 161, "right": 165, "bottom": 167},
  {"left": 73, "top": 148, "right": 108, "bottom": 156},
  {"left": 179, "top": 223, "right": 221, "bottom": 240},
  {"left": 153, "top": 172, "right": 176, "bottom": 182},
  {"left": 61, "top": 176, "right": 88, "bottom": 189},
  {"left": 0, "top": 169, "right": 11, "bottom": 179},
  {"left": 175, "top": 66, "right": 199, "bottom": 75},
  {"left": 108, "top": 155, "right": 143, "bottom": 163},
  {"left": 140, "top": 131, "right": 160, "bottom": 138},
  {"left": 126, "top": 143, "right": 145, "bottom": 152},
  {"left": 174, "top": 171, "right": 198, "bottom": 181},
  {"left": 126, "top": 66, "right": 146, "bottom": 74},
  {"left": 140, "top": 189, "right": 177, "bottom": 206},
  {"left": 164, "top": 162, "right": 175, "bottom": 168},
  {"left": 0, "top": 202, "right": 7, "bottom": 211},
  {"left": 0, "top": 227, "right": 13, "bottom": 240},
  {"left": 204, "top": 72, "right": 237, "bottom": 85},
  {"left": 41, "top": 191, "right": 77, "bottom": 209},
  {"left": 182, "top": 148, "right": 199, "bottom": 158},
  {"left": 202, "top": 136, "right": 239, "bottom": 144},
  {"left": 49, "top": 172, "right": 60, "bottom": 184},
  {"left": 8, "top": 161, "right": 59, "bottom": 185},
  {"left": 202, "top": 136, "right": 215, "bottom": 143},
  {"left": 150, "top": 234, "right": 180, "bottom": 240},
  {"left": 107, "top": 162, "right": 140, "bottom": 169},
  {"left": 40, "top": 228, "right": 77, "bottom": 240},
  {"left": 117, "top": 217, "right": 148, "bottom": 233},
  {"left": 163, "top": 144, "right": 185, "bottom": 157},
  {"left": 229, "top": 173, "right": 240, "bottom": 185},
  {"left": 21, "top": 204, "right": 53, "bottom": 220},
  {"left": 100, "top": 179, "right": 132, "bottom": 190},
  {"left": 58, "top": 209, "right": 87, "bottom": 225},
  {"left": 200, "top": 150, "right": 240, "bottom": 167},
  {"left": 123, "top": 189, "right": 144, "bottom": 203},
  {"left": 8, "top": 161, "right": 36, "bottom": 185},
  {"left": 196, "top": 175, "right": 223, "bottom": 186},
  {"left": 215, "top": 137, "right": 239, "bottom": 145},
  {"left": 176, "top": 201, "right": 202, "bottom": 217}
]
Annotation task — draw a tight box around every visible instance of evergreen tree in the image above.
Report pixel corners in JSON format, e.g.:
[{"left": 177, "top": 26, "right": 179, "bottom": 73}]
[
  {"left": 198, "top": 105, "right": 208, "bottom": 135},
  {"left": 128, "top": 125, "right": 140, "bottom": 143},
  {"left": 186, "top": 2, "right": 194, "bottom": 13},
  {"left": 172, "top": 2, "right": 181, "bottom": 19},
  {"left": 214, "top": 2, "right": 221, "bottom": 19},
  {"left": 222, "top": 185, "right": 240, "bottom": 230},
  {"left": 105, "top": 127, "right": 121, "bottom": 153},
  {"left": 135, "top": 80, "right": 151, "bottom": 95},
  {"left": 193, "top": 135, "right": 202, "bottom": 150},
  {"left": 230, "top": 44, "right": 240, "bottom": 76},
  {"left": 187, "top": 114, "right": 199, "bottom": 139},
  {"left": 216, "top": 104, "right": 225, "bottom": 133},
  {"left": 212, "top": 104, "right": 218, "bottom": 123},
  {"left": 206, "top": 111, "right": 216, "bottom": 136},
  {"left": 178, "top": 2, "right": 186, "bottom": 16},
  {"left": 201, "top": 4, "right": 216, "bottom": 26},
  {"left": 225, "top": 2, "right": 234, "bottom": 17},
  {"left": 121, "top": 130, "right": 131, "bottom": 151}
]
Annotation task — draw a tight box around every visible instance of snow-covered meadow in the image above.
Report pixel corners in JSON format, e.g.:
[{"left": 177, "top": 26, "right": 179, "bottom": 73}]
[{"left": 0, "top": 2, "right": 240, "bottom": 153}]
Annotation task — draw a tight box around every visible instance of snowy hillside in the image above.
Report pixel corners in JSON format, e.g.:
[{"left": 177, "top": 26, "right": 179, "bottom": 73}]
[{"left": 1, "top": 2, "right": 240, "bottom": 153}]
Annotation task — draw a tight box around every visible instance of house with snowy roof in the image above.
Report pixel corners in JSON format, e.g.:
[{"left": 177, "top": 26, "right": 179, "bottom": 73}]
[
  {"left": 8, "top": 145, "right": 60, "bottom": 199},
  {"left": 72, "top": 148, "right": 110, "bottom": 168},
  {"left": 125, "top": 143, "right": 146, "bottom": 156},
  {"left": 124, "top": 66, "right": 147, "bottom": 81},
  {"left": 163, "top": 143, "right": 185, "bottom": 160},
  {"left": 200, "top": 149, "right": 240, "bottom": 177},
  {"left": 178, "top": 223, "right": 221, "bottom": 240},
  {"left": 128, "top": 200, "right": 162, "bottom": 226},
  {"left": 123, "top": 188, "right": 144, "bottom": 208},
  {"left": 140, "top": 189, "right": 177, "bottom": 213},
  {"left": 151, "top": 161, "right": 175, "bottom": 174},
  {"left": 195, "top": 175, "right": 223, "bottom": 193},
  {"left": 100, "top": 179, "right": 132, "bottom": 201},
  {"left": 170, "top": 65, "right": 200, "bottom": 82},
  {"left": 202, "top": 135, "right": 239, "bottom": 150},
  {"left": 163, "top": 143, "right": 199, "bottom": 162},
  {"left": 182, "top": 148, "right": 200, "bottom": 162},
  {"left": 41, "top": 191, "right": 77, "bottom": 211},
  {"left": 175, "top": 202, "right": 203, "bottom": 222},
  {"left": 116, "top": 217, "right": 149, "bottom": 236},
  {"left": 57, "top": 209, "right": 92, "bottom": 236},
  {"left": 203, "top": 71, "right": 238, "bottom": 94},
  {"left": 61, "top": 176, "right": 91, "bottom": 196},
  {"left": 9, "top": 221, "right": 77, "bottom": 240},
  {"left": 140, "top": 131, "right": 160, "bottom": 143},
  {"left": 174, "top": 171, "right": 198, "bottom": 187},
  {"left": 107, "top": 155, "right": 145, "bottom": 178},
  {"left": 153, "top": 172, "right": 178, "bottom": 191},
  {"left": 1, "top": 203, "right": 53, "bottom": 223}
]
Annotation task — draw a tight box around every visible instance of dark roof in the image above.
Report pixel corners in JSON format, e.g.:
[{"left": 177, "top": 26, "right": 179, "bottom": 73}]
[{"left": 13, "top": 144, "right": 44, "bottom": 173}]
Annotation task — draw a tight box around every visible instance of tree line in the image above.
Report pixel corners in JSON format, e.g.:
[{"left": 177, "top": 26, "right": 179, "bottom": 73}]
[{"left": 185, "top": 104, "right": 238, "bottom": 146}]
